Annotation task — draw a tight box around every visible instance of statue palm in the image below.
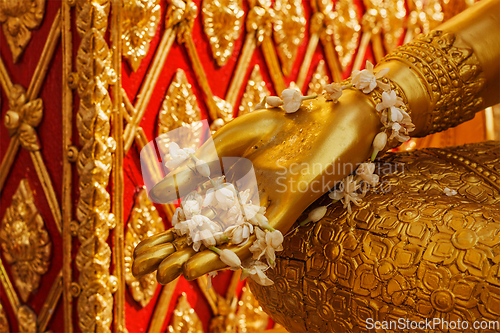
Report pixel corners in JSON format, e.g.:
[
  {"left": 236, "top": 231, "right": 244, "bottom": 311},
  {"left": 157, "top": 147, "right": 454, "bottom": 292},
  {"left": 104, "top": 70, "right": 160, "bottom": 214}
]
[{"left": 132, "top": 88, "right": 382, "bottom": 284}]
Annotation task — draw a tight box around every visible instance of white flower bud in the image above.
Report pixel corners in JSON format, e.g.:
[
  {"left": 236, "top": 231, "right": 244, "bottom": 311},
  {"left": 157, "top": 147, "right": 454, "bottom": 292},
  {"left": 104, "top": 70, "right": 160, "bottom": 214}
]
[
  {"left": 266, "top": 96, "right": 284, "bottom": 107},
  {"left": 195, "top": 159, "right": 210, "bottom": 177},
  {"left": 373, "top": 132, "right": 387, "bottom": 151},
  {"left": 308, "top": 206, "right": 327, "bottom": 222},
  {"left": 219, "top": 249, "right": 241, "bottom": 268}
]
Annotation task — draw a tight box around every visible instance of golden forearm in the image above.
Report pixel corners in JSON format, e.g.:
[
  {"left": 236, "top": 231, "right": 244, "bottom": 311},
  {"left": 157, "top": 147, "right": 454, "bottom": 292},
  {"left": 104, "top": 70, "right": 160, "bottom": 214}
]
[{"left": 377, "top": 0, "right": 500, "bottom": 137}]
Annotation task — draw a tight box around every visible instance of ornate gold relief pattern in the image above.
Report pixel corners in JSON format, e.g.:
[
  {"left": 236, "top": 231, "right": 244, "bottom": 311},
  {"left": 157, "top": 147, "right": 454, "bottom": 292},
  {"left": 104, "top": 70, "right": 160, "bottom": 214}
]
[
  {"left": 4, "top": 85, "right": 43, "bottom": 151},
  {"left": 168, "top": 293, "right": 204, "bottom": 333},
  {"left": 382, "top": 30, "right": 485, "bottom": 135},
  {"left": 17, "top": 305, "right": 37, "bottom": 333},
  {"left": 0, "top": 179, "right": 51, "bottom": 303},
  {"left": 0, "top": 302, "right": 9, "bottom": 333},
  {"left": 124, "top": 189, "right": 165, "bottom": 307},
  {"left": 273, "top": 0, "right": 306, "bottom": 77},
  {"left": 0, "top": 0, "right": 46, "bottom": 63},
  {"left": 306, "top": 60, "right": 329, "bottom": 96},
  {"left": 157, "top": 69, "right": 202, "bottom": 153},
  {"left": 202, "top": 0, "right": 244, "bottom": 67},
  {"left": 74, "top": 0, "right": 115, "bottom": 331},
  {"left": 331, "top": 0, "right": 361, "bottom": 70},
  {"left": 238, "top": 65, "right": 269, "bottom": 116},
  {"left": 250, "top": 141, "right": 500, "bottom": 333},
  {"left": 122, "top": 0, "right": 161, "bottom": 71}
]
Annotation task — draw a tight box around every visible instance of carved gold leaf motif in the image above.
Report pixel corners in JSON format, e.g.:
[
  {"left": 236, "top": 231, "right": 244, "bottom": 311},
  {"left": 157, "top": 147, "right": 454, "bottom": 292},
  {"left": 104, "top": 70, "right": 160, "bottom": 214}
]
[
  {"left": 202, "top": 0, "right": 244, "bottom": 67},
  {"left": 0, "top": 302, "right": 9, "bottom": 333},
  {"left": 381, "top": 0, "right": 406, "bottom": 52},
  {"left": 158, "top": 69, "right": 203, "bottom": 154},
  {"left": 236, "top": 285, "right": 269, "bottom": 333},
  {"left": 0, "top": 179, "right": 51, "bottom": 303},
  {"left": 168, "top": 293, "right": 204, "bottom": 333},
  {"left": 306, "top": 60, "right": 329, "bottom": 96},
  {"left": 238, "top": 65, "right": 269, "bottom": 116},
  {"left": 74, "top": 0, "right": 115, "bottom": 331},
  {"left": 3, "top": 85, "right": 43, "bottom": 151},
  {"left": 17, "top": 305, "right": 37, "bottom": 333},
  {"left": 124, "top": 189, "right": 165, "bottom": 307},
  {"left": 331, "top": 0, "right": 361, "bottom": 70},
  {"left": 122, "top": 0, "right": 161, "bottom": 71},
  {"left": 0, "top": 0, "right": 45, "bottom": 63},
  {"left": 273, "top": 0, "right": 306, "bottom": 76}
]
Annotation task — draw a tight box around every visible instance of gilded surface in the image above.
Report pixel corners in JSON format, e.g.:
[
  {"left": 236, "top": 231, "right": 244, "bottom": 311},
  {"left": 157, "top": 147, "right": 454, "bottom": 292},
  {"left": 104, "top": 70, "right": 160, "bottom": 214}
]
[
  {"left": 331, "top": 0, "right": 360, "bottom": 70},
  {"left": 0, "top": 302, "right": 9, "bottom": 333},
  {"left": 3, "top": 84, "right": 43, "bottom": 151},
  {"left": 168, "top": 293, "right": 204, "bottom": 333},
  {"left": 202, "top": 0, "right": 244, "bottom": 67},
  {"left": 238, "top": 65, "right": 269, "bottom": 116},
  {"left": 157, "top": 69, "right": 202, "bottom": 153},
  {"left": 124, "top": 189, "right": 165, "bottom": 307},
  {"left": 250, "top": 141, "right": 500, "bottom": 333},
  {"left": 74, "top": 0, "right": 115, "bottom": 331},
  {"left": 235, "top": 285, "right": 269, "bottom": 333},
  {"left": 17, "top": 305, "right": 36, "bottom": 333},
  {"left": 122, "top": 0, "right": 161, "bottom": 71},
  {"left": 306, "top": 60, "right": 329, "bottom": 96},
  {"left": 273, "top": 0, "right": 306, "bottom": 76},
  {"left": 0, "top": 0, "right": 45, "bottom": 63},
  {"left": 382, "top": 30, "right": 485, "bottom": 135},
  {"left": 0, "top": 179, "right": 51, "bottom": 303}
]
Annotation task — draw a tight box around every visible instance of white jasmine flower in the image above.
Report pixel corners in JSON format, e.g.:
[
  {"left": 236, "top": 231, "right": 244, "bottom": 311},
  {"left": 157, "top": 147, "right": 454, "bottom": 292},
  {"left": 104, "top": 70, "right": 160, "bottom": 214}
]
[
  {"left": 266, "top": 96, "right": 284, "bottom": 107},
  {"left": 203, "top": 181, "right": 237, "bottom": 210},
  {"left": 188, "top": 215, "right": 221, "bottom": 251},
  {"left": 218, "top": 249, "right": 242, "bottom": 268},
  {"left": 443, "top": 188, "right": 457, "bottom": 196},
  {"left": 351, "top": 61, "right": 390, "bottom": 93},
  {"left": 207, "top": 271, "right": 217, "bottom": 291},
  {"left": 324, "top": 83, "right": 343, "bottom": 103},
  {"left": 225, "top": 222, "right": 254, "bottom": 245},
  {"left": 356, "top": 162, "right": 379, "bottom": 187},
  {"left": 238, "top": 189, "right": 262, "bottom": 221},
  {"left": 195, "top": 159, "right": 210, "bottom": 177},
  {"left": 249, "top": 212, "right": 270, "bottom": 228},
  {"left": 389, "top": 122, "right": 410, "bottom": 143},
  {"left": 309, "top": 206, "right": 327, "bottom": 222},
  {"left": 165, "top": 142, "right": 195, "bottom": 169},
  {"left": 249, "top": 228, "right": 284, "bottom": 267},
  {"left": 241, "top": 260, "right": 274, "bottom": 286},
  {"left": 171, "top": 207, "right": 186, "bottom": 227},
  {"left": 254, "top": 96, "right": 267, "bottom": 110},
  {"left": 329, "top": 175, "right": 363, "bottom": 214},
  {"left": 281, "top": 88, "right": 303, "bottom": 113},
  {"left": 182, "top": 200, "right": 201, "bottom": 219},
  {"left": 371, "top": 132, "right": 388, "bottom": 161},
  {"left": 375, "top": 90, "right": 404, "bottom": 113}
]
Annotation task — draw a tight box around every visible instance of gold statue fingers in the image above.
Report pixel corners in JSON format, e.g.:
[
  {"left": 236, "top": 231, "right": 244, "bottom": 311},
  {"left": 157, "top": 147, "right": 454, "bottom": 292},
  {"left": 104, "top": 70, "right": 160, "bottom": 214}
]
[
  {"left": 157, "top": 247, "right": 197, "bottom": 285},
  {"left": 132, "top": 242, "right": 176, "bottom": 278},
  {"left": 133, "top": 229, "right": 175, "bottom": 258}
]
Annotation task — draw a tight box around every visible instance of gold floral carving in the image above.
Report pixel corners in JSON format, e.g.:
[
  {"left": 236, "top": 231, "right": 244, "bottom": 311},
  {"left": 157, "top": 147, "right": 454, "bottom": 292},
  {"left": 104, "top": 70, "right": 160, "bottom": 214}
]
[
  {"left": 17, "top": 305, "right": 37, "bottom": 333},
  {"left": 124, "top": 189, "right": 165, "bottom": 307},
  {"left": 0, "top": 302, "right": 9, "bottom": 333},
  {"left": 74, "top": 0, "right": 116, "bottom": 332},
  {"left": 202, "top": 0, "right": 244, "bottom": 67},
  {"left": 158, "top": 69, "right": 202, "bottom": 153},
  {"left": 238, "top": 65, "right": 269, "bottom": 116},
  {"left": 0, "top": 0, "right": 45, "bottom": 63},
  {"left": 273, "top": 0, "right": 306, "bottom": 77},
  {"left": 250, "top": 141, "right": 500, "bottom": 333},
  {"left": 122, "top": 0, "right": 161, "bottom": 72},
  {"left": 306, "top": 60, "right": 329, "bottom": 96},
  {"left": 0, "top": 179, "right": 51, "bottom": 303},
  {"left": 3, "top": 84, "right": 43, "bottom": 151},
  {"left": 331, "top": 0, "right": 361, "bottom": 70},
  {"left": 168, "top": 293, "right": 203, "bottom": 333}
]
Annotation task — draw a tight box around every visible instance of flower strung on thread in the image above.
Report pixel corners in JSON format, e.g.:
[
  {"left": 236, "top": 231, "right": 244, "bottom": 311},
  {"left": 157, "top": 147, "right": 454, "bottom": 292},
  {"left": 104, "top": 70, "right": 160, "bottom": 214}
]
[
  {"left": 443, "top": 187, "right": 457, "bottom": 196},
  {"left": 256, "top": 89, "right": 318, "bottom": 113},
  {"left": 351, "top": 60, "right": 390, "bottom": 93},
  {"left": 323, "top": 83, "right": 343, "bottom": 103},
  {"left": 241, "top": 260, "right": 274, "bottom": 286},
  {"left": 329, "top": 175, "right": 363, "bottom": 214},
  {"left": 166, "top": 142, "right": 284, "bottom": 286}
]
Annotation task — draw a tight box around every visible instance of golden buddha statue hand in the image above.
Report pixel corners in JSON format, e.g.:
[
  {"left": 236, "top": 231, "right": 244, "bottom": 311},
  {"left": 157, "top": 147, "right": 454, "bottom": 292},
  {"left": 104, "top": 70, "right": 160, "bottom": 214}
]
[{"left": 133, "top": 0, "right": 500, "bottom": 289}]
